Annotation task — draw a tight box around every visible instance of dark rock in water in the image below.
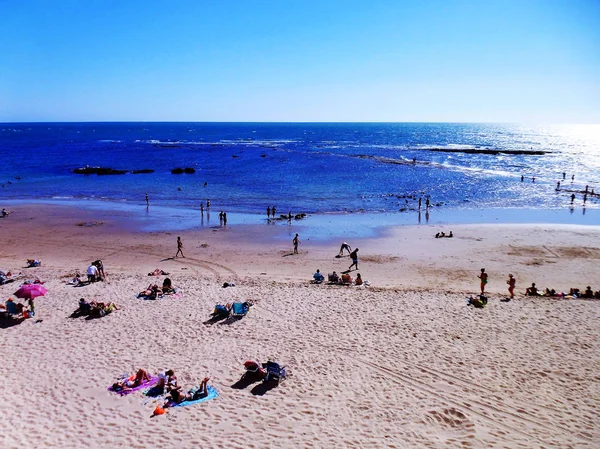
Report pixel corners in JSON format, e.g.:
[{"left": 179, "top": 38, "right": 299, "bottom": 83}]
[
  {"left": 294, "top": 213, "right": 306, "bottom": 220},
  {"left": 131, "top": 169, "right": 154, "bottom": 174},
  {"left": 73, "top": 166, "right": 128, "bottom": 175},
  {"left": 427, "top": 148, "right": 547, "bottom": 155},
  {"left": 171, "top": 167, "right": 196, "bottom": 174},
  {"left": 232, "top": 155, "right": 239, "bottom": 158}
]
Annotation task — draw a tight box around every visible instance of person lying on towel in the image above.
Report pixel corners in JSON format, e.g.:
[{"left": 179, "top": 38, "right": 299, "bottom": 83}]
[
  {"left": 166, "top": 377, "right": 210, "bottom": 405},
  {"left": 111, "top": 369, "right": 152, "bottom": 392}
]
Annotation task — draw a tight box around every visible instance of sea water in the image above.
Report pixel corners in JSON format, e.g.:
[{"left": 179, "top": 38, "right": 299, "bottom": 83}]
[{"left": 1, "top": 123, "right": 599, "bottom": 235}]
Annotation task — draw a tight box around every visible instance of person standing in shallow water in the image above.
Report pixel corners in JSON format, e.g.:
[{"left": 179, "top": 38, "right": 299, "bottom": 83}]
[
  {"left": 267, "top": 206, "right": 271, "bottom": 221},
  {"left": 478, "top": 268, "right": 488, "bottom": 294},
  {"left": 175, "top": 236, "right": 184, "bottom": 258},
  {"left": 145, "top": 193, "right": 149, "bottom": 206}
]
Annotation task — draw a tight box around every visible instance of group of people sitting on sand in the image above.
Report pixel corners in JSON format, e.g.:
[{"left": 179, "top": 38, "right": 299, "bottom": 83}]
[
  {"left": 312, "top": 269, "right": 365, "bottom": 286},
  {"left": 111, "top": 368, "right": 211, "bottom": 407},
  {"left": 524, "top": 283, "right": 600, "bottom": 299},
  {"left": 435, "top": 231, "right": 453, "bottom": 238},
  {"left": 1, "top": 297, "right": 35, "bottom": 319},
  {"left": 73, "top": 298, "right": 119, "bottom": 318},
  {"left": 138, "top": 278, "right": 176, "bottom": 299}
]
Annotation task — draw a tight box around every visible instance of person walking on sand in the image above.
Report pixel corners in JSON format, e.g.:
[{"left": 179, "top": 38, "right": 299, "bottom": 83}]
[
  {"left": 175, "top": 236, "right": 184, "bottom": 258},
  {"left": 349, "top": 248, "right": 359, "bottom": 270},
  {"left": 507, "top": 274, "right": 516, "bottom": 299},
  {"left": 293, "top": 233, "right": 300, "bottom": 254},
  {"left": 478, "top": 268, "right": 488, "bottom": 294}
]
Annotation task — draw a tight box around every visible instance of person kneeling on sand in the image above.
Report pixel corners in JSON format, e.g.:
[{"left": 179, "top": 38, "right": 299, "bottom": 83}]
[
  {"left": 167, "top": 377, "right": 210, "bottom": 405},
  {"left": 112, "top": 369, "right": 152, "bottom": 392}
]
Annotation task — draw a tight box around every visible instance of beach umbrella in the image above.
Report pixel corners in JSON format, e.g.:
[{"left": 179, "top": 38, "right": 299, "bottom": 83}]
[{"left": 14, "top": 284, "right": 48, "bottom": 299}]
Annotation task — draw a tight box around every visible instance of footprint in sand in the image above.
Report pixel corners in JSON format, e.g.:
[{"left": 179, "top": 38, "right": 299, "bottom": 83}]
[{"left": 422, "top": 407, "right": 476, "bottom": 446}]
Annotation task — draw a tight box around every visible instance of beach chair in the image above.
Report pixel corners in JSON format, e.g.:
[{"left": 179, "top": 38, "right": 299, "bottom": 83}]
[
  {"left": 231, "top": 302, "right": 250, "bottom": 318},
  {"left": 264, "top": 361, "right": 286, "bottom": 384}
]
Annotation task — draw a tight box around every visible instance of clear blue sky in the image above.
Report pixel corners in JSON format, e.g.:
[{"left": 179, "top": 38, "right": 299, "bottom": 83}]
[{"left": 1, "top": 0, "right": 599, "bottom": 122}]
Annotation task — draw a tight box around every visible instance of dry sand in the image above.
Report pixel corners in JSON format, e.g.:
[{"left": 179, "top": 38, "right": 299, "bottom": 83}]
[{"left": 1, "top": 204, "right": 599, "bottom": 448}]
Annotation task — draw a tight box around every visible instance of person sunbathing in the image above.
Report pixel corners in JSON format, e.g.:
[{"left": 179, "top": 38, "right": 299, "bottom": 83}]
[
  {"left": 112, "top": 369, "right": 152, "bottom": 392},
  {"left": 525, "top": 283, "right": 539, "bottom": 296},
  {"left": 167, "top": 377, "right": 210, "bottom": 405},
  {"left": 148, "top": 268, "right": 169, "bottom": 276},
  {"left": 543, "top": 288, "right": 557, "bottom": 297},
  {"left": 139, "top": 284, "right": 163, "bottom": 299},
  {"left": 89, "top": 301, "right": 119, "bottom": 317},
  {"left": 26, "top": 259, "right": 41, "bottom": 267}
]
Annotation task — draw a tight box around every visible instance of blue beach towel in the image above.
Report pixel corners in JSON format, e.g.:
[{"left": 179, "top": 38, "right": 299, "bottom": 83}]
[{"left": 166, "top": 385, "right": 219, "bottom": 408}]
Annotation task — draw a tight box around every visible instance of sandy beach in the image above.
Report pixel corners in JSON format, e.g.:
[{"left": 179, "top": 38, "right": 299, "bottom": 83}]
[{"left": 1, "top": 204, "right": 599, "bottom": 448}]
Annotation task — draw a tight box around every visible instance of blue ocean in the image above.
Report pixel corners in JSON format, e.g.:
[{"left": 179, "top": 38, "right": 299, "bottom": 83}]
[{"left": 1, "top": 123, "right": 599, "bottom": 232}]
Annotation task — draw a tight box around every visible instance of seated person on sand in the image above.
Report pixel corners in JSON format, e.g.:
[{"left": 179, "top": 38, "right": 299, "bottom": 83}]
[
  {"left": 68, "top": 274, "right": 82, "bottom": 285},
  {"left": 341, "top": 273, "right": 353, "bottom": 285},
  {"left": 77, "top": 298, "right": 92, "bottom": 314},
  {"left": 1, "top": 208, "right": 9, "bottom": 217},
  {"left": 27, "top": 259, "right": 41, "bottom": 267},
  {"left": 167, "top": 377, "right": 210, "bottom": 406},
  {"left": 328, "top": 271, "right": 340, "bottom": 283},
  {"left": 355, "top": 273, "right": 363, "bottom": 286},
  {"left": 568, "top": 288, "right": 580, "bottom": 298},
  {"left": 448, "top": 231, "right": 453, "bottom": 238},
  {"left": 5, "top": 297, "right": 26, "bottom": 315},
  {"left": 525, "top": 283, "right": 539, "bottom": 296},
  {"left": 313, "top": 269, "right": 324, "bottom": 283},
  {"left": 543, "top": 288, "right": 557, "bottom": 297},
  {"left": 162, "top": 278, "right": 175, "bottom": 294},
  {"left": 112, "top": 369, "right": 152, "bottom": 392},
  {"left": 582, "top": 286, "right": 594, "bottom": 299}
]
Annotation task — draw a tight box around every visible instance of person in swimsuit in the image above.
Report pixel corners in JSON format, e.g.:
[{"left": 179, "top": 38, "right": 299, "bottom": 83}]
[
  {"left": 507, "top": 274, "right": 516, "bottom": 299},
  {"left": 293, "top": 234, "right": 300, "bottom": 254},
  {"left": 112, "top": 369, "right": 152, "bottom": 391},
  {"left": 175, "top": 236, "right": 184, "bottom": 258},
  {"left": 167, "top": 377, "right": 210, "bottom": 405},
  {"left": 349, "top": 248, "right": 359, "bottom": 270},
  {"left": 478, "top": 268, "right": 488, "bottom": 294}
]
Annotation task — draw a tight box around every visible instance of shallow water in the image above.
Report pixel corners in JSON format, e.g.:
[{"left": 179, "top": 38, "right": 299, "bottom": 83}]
[{"left": 1, "top": 123, "right": 599, "bottom": 228}]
